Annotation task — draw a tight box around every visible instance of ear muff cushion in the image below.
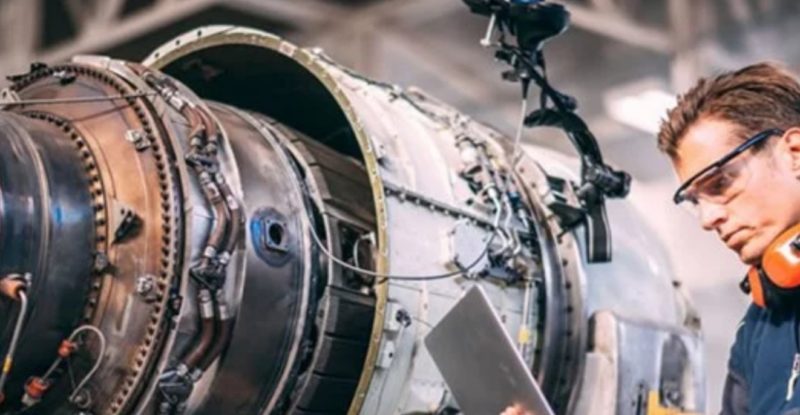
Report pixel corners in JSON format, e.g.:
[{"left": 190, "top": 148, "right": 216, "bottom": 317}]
[
  {"left": 762, "top": 223, "right": 800, "bottom": 289},
  {"left": 753, "top": 265, "right": 800, "bottom": 309}
]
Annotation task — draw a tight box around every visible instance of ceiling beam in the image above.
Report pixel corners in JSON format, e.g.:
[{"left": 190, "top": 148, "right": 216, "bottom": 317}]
[
  {"left": 36, "top": 0, "right": 343, "bottom": 65},
  {"left": 38, "top": 0, "right": 216, "bottom": 64}
]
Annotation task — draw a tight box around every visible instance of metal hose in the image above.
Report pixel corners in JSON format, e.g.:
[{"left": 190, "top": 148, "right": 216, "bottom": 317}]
[
  {"left": 67, "top": 325, "right": 107, "bottom": 404},
  {"left": 0, "top": 290, "right": 28, "bottom": 397},
  {"left": 181, "top": 289, "right": 216, "bottom": 371}
]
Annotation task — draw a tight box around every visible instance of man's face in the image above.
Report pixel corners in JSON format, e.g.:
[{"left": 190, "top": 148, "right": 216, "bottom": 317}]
[{"left": 673, "top": 116, "right": 800, "bottom": 265}]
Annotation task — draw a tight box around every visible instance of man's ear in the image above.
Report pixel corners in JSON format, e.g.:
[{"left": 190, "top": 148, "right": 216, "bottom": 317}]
[{"left": 782, "top": 127, "right": 800, "bottom": 174}]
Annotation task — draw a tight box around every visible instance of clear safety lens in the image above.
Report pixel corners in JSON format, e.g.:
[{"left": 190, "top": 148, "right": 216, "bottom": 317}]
[{"left": 676, "top": 157, "right": 752, "bottom": 216}]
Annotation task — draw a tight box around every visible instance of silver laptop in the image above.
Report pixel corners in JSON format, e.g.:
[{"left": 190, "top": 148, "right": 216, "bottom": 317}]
[{"left": 425, "top": 285, "right": 555, "bottom": 415}]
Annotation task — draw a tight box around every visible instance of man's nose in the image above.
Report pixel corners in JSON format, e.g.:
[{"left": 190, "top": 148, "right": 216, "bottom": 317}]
[{"left": 698, "top": 200, "right": 727, "bottom": 231}]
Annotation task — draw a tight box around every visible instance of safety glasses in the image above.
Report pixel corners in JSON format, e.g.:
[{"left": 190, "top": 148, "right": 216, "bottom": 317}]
[{"left": 673, "top": 128, "right": 784, "bottom": 213}]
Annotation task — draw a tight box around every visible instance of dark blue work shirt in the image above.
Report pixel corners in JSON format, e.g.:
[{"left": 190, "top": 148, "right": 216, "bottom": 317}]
[{"left": 724, "top": 304, "right": 800, "bottom": 415}]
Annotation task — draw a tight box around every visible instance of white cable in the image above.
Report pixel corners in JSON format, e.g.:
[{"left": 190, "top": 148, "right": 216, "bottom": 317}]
[
  {"left": 308, "top": 208, "right": 500, "bottom": 283},
  {"left": 68, "top": 325, "right": 107, "bottom": 404}
]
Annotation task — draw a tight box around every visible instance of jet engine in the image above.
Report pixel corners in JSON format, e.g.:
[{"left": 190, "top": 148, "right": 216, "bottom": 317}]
[{"left": 0, "top": 24, "right": 704, "bottom": 415}]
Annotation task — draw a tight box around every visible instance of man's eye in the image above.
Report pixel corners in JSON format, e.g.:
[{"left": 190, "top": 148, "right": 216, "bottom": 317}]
[{"left": 698, "top": 172, "right": 732, "bottom": 196}]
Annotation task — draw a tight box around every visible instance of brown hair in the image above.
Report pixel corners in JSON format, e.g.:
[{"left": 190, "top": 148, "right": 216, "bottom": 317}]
[{"left": 658, "top": 62, "right": 800, "bottom": 158}]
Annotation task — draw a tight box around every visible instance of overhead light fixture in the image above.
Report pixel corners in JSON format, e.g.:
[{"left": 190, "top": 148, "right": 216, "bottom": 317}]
[{"left": 603, "top": 78, "right": 676, "bottom": 134}]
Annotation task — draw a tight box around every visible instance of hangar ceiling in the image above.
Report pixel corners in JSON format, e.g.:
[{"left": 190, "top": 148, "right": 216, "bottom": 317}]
[{"left": 1, "top": 0, "right": 798, "bottom": 169}]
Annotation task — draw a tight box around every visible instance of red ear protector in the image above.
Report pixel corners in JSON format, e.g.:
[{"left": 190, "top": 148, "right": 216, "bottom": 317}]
[{"left": 742, "top": 223, "right": 800, "bottom": 309}]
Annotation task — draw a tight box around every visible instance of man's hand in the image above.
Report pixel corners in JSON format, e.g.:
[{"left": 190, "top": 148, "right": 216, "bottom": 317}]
[{"left": 500, "top": 404, "right": 534, "bottom": 415}]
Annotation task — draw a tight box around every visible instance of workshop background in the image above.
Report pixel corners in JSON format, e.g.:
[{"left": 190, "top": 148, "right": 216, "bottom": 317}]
[{"left": 1, "top": 0, "right": 795, "bottom": 413}]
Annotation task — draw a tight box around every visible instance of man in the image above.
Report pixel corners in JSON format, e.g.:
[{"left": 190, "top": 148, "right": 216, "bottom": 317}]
[
  {"left": 661, "top": 62, "right": 800, "bottom": 415},
  {"left": 503, "top": 63, "right": 800, "bottom": 415}
]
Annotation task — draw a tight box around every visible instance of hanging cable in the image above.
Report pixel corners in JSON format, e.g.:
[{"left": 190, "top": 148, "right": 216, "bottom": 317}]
[
  {"left": 310, "top": 212, "right": 498, "bottom": 284},
  {"left": 297, "top": 176, "right": 502, "bottom": 284}
]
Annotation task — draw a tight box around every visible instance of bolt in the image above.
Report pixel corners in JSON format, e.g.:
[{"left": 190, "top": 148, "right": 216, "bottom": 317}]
[
  {"left": 666, "top": 389, "right": 681, "bottom": 403},
  {"left": 136, "top": 275, "right": 155, "bottom": 297},
  {"left": 93, "top": 252, "right": 110, "bottom": 273},
  {"left": 395, "top": 308, "right": 412, "bottom": 328}
]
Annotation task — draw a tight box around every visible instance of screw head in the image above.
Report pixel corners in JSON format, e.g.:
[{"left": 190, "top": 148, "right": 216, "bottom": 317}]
[{"left": 136, "top": 275, "right": 155, "bottom": 296}]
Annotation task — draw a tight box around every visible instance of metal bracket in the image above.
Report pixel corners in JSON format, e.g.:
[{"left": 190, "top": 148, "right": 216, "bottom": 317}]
[
  {"left": 541, "top": 175, "right": 585, "bottom": 229},
  {"left": 135, "top": 274, "right": 159, "bottom": 303},
  {"left": 261, "top": 218, "right": 288, "bottom": 253},
  {"left": 0, "top": 88, "right": 20, "bottom": 106},
  {"left": 52, "top": 70, "right": 77, "bottom": 86},
  {"left": 112, "top": 203, "right": 142, "bottom": 244},
  {"left": 93, "top": 251, "right": 111, "bottom": 274},
  {"left": 125, "top": 129, "right": 151, "bottom": 151}
]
